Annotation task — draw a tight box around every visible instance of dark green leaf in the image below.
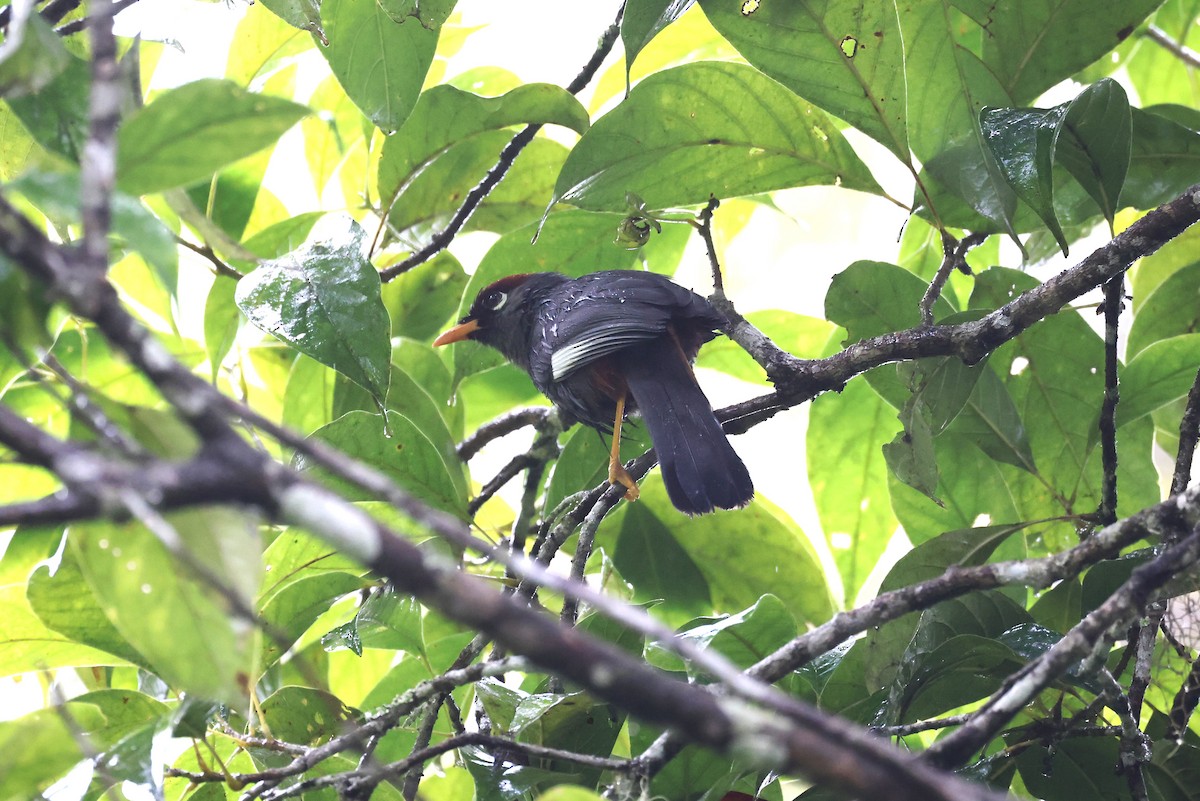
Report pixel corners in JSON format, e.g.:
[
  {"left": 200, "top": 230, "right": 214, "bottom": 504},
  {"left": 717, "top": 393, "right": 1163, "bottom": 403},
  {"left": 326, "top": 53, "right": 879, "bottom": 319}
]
[
  {"left": 319, "top": 0, "right": 439, "bottom": 132},
  {"left": 1055, "top": 79, "right": 1131, "bottom": 228},
  {"left": 647, "top": 594, "right": 797, "bottom": 676},
  {"left": 612, "top": 488, "right": 713, "bottom": 622},
  {"left": 117, "top": 78, "right": 310, "bottom": 195},
  {"left": 883, "top": 398, "right": 941, "bottom": 502},
  {"left": 947, "top": 367, "right": 1037, "bottom": 474},
  {"left": 699, "top": 0, "right": 909, "bottom": 160},
  {"left": 552, "top": 61, "right": 882, "bottom": 212},
  {"left": 1016, "top": 737, "right": 1126, "bottom": 801},
  {"left": 236, "top": 216, "right": 391, "bottom": 405},
  {"left": 980, "top": 106, "right": 1068, "bottom": 253}
]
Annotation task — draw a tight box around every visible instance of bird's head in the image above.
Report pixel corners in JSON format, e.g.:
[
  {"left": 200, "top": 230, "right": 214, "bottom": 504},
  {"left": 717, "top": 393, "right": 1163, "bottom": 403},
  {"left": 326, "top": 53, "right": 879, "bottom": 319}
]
[{"left": 433, "top": 273, "right": 565, "bottom": 364}]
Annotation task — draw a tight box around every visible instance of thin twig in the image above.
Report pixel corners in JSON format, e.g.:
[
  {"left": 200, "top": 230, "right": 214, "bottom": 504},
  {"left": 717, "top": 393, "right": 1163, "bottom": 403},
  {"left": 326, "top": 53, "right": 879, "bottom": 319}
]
[
  {"left": 178, "top": 236, "right": 243, "bottom": 279},
  {"left": 1146, "top": 24, "right": 1200, "bottom": 69},
  {"left": 1171, "top": 365, "right": 1200, "bottom": 495},
  {"left": 457, "top": 407, "right": 552, "bottom": 461},
  {"left": 1097, "top": 275, "right": 1124, "bottom": 524}
]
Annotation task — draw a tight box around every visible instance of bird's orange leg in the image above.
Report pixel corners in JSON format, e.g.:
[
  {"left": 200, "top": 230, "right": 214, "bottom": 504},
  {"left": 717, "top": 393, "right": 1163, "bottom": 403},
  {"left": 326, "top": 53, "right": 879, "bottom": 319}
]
[{"left": 608, "top": 393, "right": 640, "bottom": 501}]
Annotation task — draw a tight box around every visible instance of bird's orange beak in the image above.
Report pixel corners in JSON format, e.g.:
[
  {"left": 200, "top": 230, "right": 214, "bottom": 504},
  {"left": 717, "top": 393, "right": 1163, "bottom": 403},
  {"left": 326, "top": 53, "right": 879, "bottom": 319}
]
[{"left": 433, "top": 318, "right": 480, "bottom": 347}]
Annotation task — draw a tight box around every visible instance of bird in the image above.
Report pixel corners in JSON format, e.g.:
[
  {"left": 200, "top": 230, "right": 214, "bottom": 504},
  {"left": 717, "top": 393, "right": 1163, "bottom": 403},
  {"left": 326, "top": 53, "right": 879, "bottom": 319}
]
[{"left": 433, "top": 270, "right": 754, "bottom": 515}]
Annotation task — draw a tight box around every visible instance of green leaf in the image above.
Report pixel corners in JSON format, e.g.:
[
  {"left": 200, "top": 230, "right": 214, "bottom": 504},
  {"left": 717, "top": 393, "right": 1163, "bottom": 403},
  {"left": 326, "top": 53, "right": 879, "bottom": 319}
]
[
  {"left": 698, "top": 0, "right": 909, "bottom": 160},
  {"left": 203, "top": 278, "right": 241, "bottom": 381},
  {"left": 883, "top": 396, "right": 941, "bottom": 503},
  {"left": 552, "top": 61, "right": 882, "bottom": 212},
  {"left": 1129, "top": 262, "right": 1200, "bottom": 358},
  {"left": 622, "top": 0, "right": 695, "bottom": 77},
  {"left": 295, "top": 410, "right": 468, "bottom": 519},
  {"left": 236, "top": 216, "right": 391, "bottom": 406},
  {"left": 117, "top": 78, "right": 310, "bottom": 196},
  {"left": 1126, "top": 0, "right": 1200, "bottom": 108},
  {"left": 419, "top": 766, "right": 476, "bottom": 801},
  {"left": 885, "top": 591, "right": 1032, "bottom": 723},
  {"left": 1054, "top": 79, "right": 1131, "bottom": 229},
  {"left": 963, "top": 0, "right": 1159, "bottom": 104},
  {"left": 1, "top": 580, "right": 133, "bottom": 677},
  {"left": 27, "top": 546, "right": 149, "bottom": 669},
  {"left": 332, "top": 365, "right": 466, "bottom": 501},
  {"left": 351, "top": 586, "right": 425, "bottom": 653},
  {"left": 970, "top": 268, "right": 1103, "bottom": 506},
  {"left": 611, "top": 481, "right": 713, "bottom": 622},
  {"left": 980, "top": 106, "right": 1068, "bottom": 254},
  {"left": 808, "top": 376, "right": 899, "bottom": 603},
  {"left": 378, "top": 82, "right": 589, "bottom": 202},
  {"left": 382, "top": 252, "right": 467, "bottom": 341},
  {"left": 226, "top": 2, "right": 311, "bottom": 86},
  {"left": 386, "top": 132, "right": 568, "bottom": 244},
  {"left": 947, "top": 367, "right": 1037, "bottom": 474},
  {"left": 606, "top": 477, "right": 835, "bottom": 625},
  {"left": 825, "top": 260, "right": 956, "bottom": 404},
  {"left": 0, "top": 4, "right": 69, "bottom": 97},
  {"left": 70, "top": 508, "right": 263, "bottom": 705},
  {"left": 1146, "top": 741, "right": 1200, "bottom": 801},
  {"left": 260, "top": 0, "right": 322, "bottom": 32},
  {"left": 545, "top": 423, "right": 650, "bottom": 517},
  {"left": 1119, "top": 335, "right": 1200, "bottom": 430},
  {"left": 0, "top": 705, "right": 107, "bottom": 801},
  {"left": 319, "top": 0, "right": 439, "bottom": 132},
  {"left": 259, "top": 686, "right": 359, "bottom": 745}
]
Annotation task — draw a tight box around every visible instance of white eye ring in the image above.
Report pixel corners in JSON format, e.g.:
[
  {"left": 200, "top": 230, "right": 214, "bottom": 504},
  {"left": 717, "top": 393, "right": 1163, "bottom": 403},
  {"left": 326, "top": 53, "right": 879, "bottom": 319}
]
[{"left": 485, "top": 290, "right": 508, "bottom": 311}]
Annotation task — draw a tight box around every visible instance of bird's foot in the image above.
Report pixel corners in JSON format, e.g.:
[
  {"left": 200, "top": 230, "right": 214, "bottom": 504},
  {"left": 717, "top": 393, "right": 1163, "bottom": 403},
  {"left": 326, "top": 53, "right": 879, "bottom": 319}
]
[{"left": 608, "top": 461, "right": 640, "bottom": 501}]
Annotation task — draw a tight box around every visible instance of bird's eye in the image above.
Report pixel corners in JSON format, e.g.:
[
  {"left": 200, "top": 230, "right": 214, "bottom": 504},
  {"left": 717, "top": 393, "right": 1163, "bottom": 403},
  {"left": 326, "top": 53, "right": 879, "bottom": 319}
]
[{"left": 483, "top": 290, "right": 508, "bottom": 311}]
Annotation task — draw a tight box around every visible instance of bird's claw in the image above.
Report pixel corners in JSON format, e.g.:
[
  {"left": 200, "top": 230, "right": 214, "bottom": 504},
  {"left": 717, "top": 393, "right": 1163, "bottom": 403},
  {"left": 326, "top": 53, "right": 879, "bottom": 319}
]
[{"left": 609, "top": 463, "right": 640, "bottom": 501}]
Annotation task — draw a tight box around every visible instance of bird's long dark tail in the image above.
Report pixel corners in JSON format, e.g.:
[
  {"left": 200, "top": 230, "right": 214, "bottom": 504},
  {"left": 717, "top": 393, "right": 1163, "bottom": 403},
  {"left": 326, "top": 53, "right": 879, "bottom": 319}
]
[{"left": 618, "top": 337, "right": 753, "bottom": 514}]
